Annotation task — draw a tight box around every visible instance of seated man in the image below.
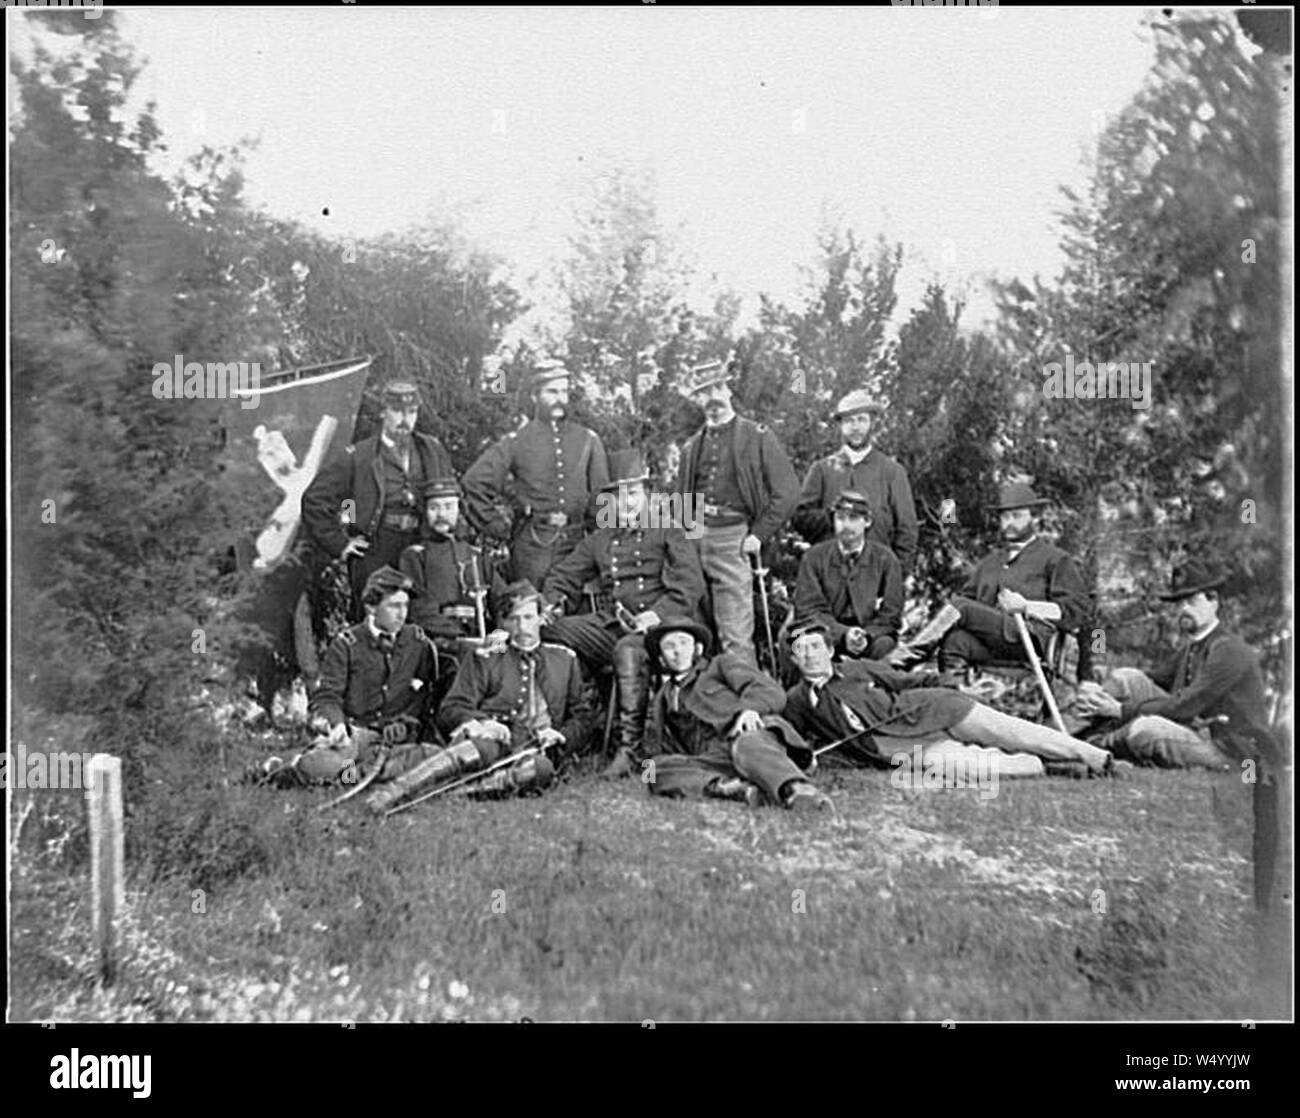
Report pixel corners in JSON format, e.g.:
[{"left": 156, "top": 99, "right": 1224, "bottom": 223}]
[
  {"left": 399, "top": 476, "right": 506, "bottom": 704},
  {"left": 889, "top": 482, "right": 1087, "bottom": 674},
  {"left": 437, "top": 579, "right": 591, "bottom": 763},
  {"left": 793, "top": 489, "right": 903, "bottom": 660},
  {"left": 1074, "top": 560, "right": 1281, "bottom": 771},
  {"left": 252, "top": 566, "right": 437, "bottom": 787},
  {"left": 784, "top": 621, "right": 1114, "bottom": 779},
  {"left": 641, "top": 616, "right": 833, "bottom": 812},
  {"left": 542, "top": 449, "right": 706, "bottom": 777}
]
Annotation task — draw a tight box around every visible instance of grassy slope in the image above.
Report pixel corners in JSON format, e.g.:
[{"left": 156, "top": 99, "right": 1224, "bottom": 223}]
[{"left": 9, "top": 764, "right": 1267, "bottom": 1023}]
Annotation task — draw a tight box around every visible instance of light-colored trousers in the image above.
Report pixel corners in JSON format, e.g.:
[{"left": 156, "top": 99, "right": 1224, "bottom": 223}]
[
  {"left": 1102, "top": 667, "right": 1232, "bottom": 769},
  {"left": 696, "top": 521, "right": 757, "bottom": 665},
  {"left": 873, "top": 701, "right": 1112, "bottom": 780}
]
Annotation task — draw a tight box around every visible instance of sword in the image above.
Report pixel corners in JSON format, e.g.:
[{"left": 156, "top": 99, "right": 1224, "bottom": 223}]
[
  {"left": 316, "top": 744, "right": 389, "bottom": 811},
  {"left": 750, "top": 554, "right": 778, "bottom": 673},
  {"left": 383, "top": 738, "right": 551, "bottom": 817}
]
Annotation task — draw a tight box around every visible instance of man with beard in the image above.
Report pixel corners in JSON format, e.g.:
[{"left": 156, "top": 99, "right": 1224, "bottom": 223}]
[
  {"left": 399, "top": 477, "right": 507, "bottom": 705},
  {"left": 1072, "top": 560, "right": 1280, "bottom": 771},
  {"left": 438, "top": 580, "right": 591, "bottom": 760},
  {"left": 793, "top": 489, "right": 904, "bottom": 660},
  {"left": 888, "top": 482, "right": 1088, "bottom": 675},
  {"left": 641, "top": 616, "right": 833, "bottom": 812},
  {"left": 540, "top": 450, "right": 706, "bottom": 777},
  {"left": 302, "top": 380, "right": 452, "bottom": 620},
  {"left": 793, "top": 389, "right": 918, "bottom": 572},
  {"left": 673, "top": 358, "right": 799, "bottom": 666},
  {"left": 461, "top": 358, "right": 609, "bottom": 587},
  {"left": 783, "top": 621, "right": 1114, "bottom": 780}
]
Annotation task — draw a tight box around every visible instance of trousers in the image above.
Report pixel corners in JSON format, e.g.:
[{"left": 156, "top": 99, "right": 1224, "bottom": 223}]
[
  {"left": 646, "top": 729, "right": 805, "bottom": 803},
  {"left": 509, "top": 521, "right": 585, "bottom": 588},
  {"left": 1102, "top": 667, "right": 1232, "bottom": 769},
  {"left": 940, "top": 596, "right": 1050, "bottom": 666},
  {"left": 544, "top": 615, "right": 650, "bottom": 754},
  {"left": 695, "top": 521, "right": 756, "bottom": 665}
]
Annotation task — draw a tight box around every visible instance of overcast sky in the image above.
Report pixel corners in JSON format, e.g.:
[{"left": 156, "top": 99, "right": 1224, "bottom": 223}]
[{"left": 17, "top": 5, "right": 1159, "bottom": 335}]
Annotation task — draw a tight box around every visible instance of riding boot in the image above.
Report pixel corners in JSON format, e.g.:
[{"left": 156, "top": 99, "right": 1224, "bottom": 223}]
[{"left": 612, "top": 638, "right": 650, "bottom": 761}]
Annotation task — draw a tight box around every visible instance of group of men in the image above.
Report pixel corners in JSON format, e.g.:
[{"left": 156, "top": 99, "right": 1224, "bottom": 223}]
[{"left": 254, "top": 355, "right": 1280, "bottom": 816}]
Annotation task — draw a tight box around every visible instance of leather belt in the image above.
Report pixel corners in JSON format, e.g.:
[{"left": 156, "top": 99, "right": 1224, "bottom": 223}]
[
  {"left": 531, "top": 511, "right": 570, "bottom": 528},
  {"left": 701, "top": 502, "right": 744, "bottom": 518},
  {"left": 441, "top": 605, "right": 477, "bottom": 621},
  {"left": 381, "top": 513, "right": 421, "bottom": 532}
]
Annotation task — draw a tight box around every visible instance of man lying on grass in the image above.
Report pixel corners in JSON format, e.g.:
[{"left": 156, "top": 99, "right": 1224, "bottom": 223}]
[
  {"left": 640, "top": 616, "right": 834, "bottom": 813},
  {"left": 782, "top": 621, "right": 1118, "bottom": 780}
]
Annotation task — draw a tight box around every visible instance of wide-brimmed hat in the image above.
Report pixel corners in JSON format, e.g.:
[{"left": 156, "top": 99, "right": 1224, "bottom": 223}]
[
  {"left": 987, "top": 482, "right": 1051, "bottom": 512},
  {"left": 1158, "top": 559, "right": 1227, "bottom": 601},
  {"left": 679, "top": 358, "right": 731, "bottom": 397},
  {"left": 600, "top": 449, "right": 650, "bottom": 491},
  {"left": 645, "top": 616, "right": 712, "bottom": 663},
  {"left": 834, "top": 389, "right": 884, "bottom": 419}
]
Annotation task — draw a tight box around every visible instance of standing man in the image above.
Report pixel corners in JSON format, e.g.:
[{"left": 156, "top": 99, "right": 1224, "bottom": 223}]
[
  {"left": 541, "top": 450, "right": 706, "bottom": 777},
  {"left": 302, "top": 379, "right": 452, "bottom": 620},
  {"left": 438, "top": 580, "right": 592, "bottom": 760},
  {"left": 889, "top": 482, "right": 1089, "bottom": 674},
  {"left": 399, "top": 477, "right": 506, "bottom": 704},
  {"left": 783, "top": 621, "right": 1113, "bottom": 778},
  {"left": 461, "top": 357, "right": 609, "bottom": 587},
  {"left": 673, "top": 357, "right": 799, "bottom": 665},
  {"left": 641, "top": 616, "right": 833, "bottom": 811},
  {"left": 793, "top": 388, "right": 918, "bottom": 572},
  {"left": 793, "top": 489, "right": 904, "bottom": 660}
]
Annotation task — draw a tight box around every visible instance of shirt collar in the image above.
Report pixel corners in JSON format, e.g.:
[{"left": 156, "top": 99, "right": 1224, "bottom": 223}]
[
  {"left": 839, "top": 444, "right": 873, "bottom": 466},
  {"left": 1005, "top": 534, "right": 1038, "bottom": 561},
  {"left": 1190, "top": 619, "right": 1220, "bottom": 645}
]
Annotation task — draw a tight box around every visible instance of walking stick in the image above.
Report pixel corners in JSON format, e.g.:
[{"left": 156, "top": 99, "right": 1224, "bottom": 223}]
[
  {"left": 1013, "top": 612, "right": 1069, "bottom": 736},
  {"left": 750, "top": 554, "right": 778, "bottom": 674}
]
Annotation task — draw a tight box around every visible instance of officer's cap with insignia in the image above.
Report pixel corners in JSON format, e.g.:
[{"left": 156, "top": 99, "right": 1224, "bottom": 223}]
[
  {"left": 834, "top": 388, "right": 883, "bottom": 419},
  {"left": 421, "top": 476, "right": 461, "bottom": 502},
  {"left": 679, "top": 357, "right": 731, "bottom": 398},
  {"left": 362, "top": 565, "right": 414, "bottom": 604},
  {"left": 787, "top": 618, "right": 831, "bottom": 648},
  {"left": 832, "top": 489, "right": 874, "bottom": 519},
  {"left": 529, "top": 358, "right": 571, "bottom": 394},
  {"left": 381, "top": 380, "right": 422, "bottom": 409},
  {"left": 499, "top": 578, "right": 543, "bottom": 618}
]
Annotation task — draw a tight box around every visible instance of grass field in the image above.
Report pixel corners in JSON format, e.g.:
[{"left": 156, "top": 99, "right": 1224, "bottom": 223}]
[{"left": 11, "top": 748, "right": 1282, "bottom": 1024}]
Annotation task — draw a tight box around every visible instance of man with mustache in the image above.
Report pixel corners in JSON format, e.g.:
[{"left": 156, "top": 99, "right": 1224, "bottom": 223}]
[
  {"left": 672, "top": 357, "right": 799, "bottom": 666},
  {"left": 1073, "top": 560, "right": 1280, "bottom": 772},
  {"left": 783, "top": 620, "right": 1114, "bottom": 779},
  {"left": 540, "top": 450, "right": 706, "bottom": 777},
  {"left": 303, "top": 380, "right": 452, "bottom": 621},
  {"left": 793, "top": 489, "right": 904, "bottom": 660},
  {"left": 792, "top": 389, "right": 918, "bottom": 572},
  {"left": 399, "top": 477, "right": 507, "bottom": 705},
  {"left": 461, "top": 358, "right": 609, "bottom": 587},
  {"left": 888, "top": 482, "right": 1088, "bottom": 675}
]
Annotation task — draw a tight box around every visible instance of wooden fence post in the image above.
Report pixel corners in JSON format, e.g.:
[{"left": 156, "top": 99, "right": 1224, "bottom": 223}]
[{"left": 85, "top": 754, "right": 124, "bottom": 986}]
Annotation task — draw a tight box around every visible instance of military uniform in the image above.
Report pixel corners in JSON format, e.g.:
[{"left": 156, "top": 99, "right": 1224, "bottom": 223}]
[
  {"left": 673, "top": 414, "right": 798, "bottom": 663},
  {"left": 941, "top": 535, "right": 1088, "bottom": 667},
  {"left": 438, "top": 641, "right": 591, "bottom": 756},
  {"left": 793, "top": 538, "right": 904, "bottom": 659},
  {"left": 542, "top": 516, "right": 705, "bottom": 756},
  {"left": 793, "top": 447, "right": 919, "bottom": 570},
  {"left": 461, "top": 418, "right": 609, "bottom": 587},
  {"left": 302, "top": 430, "right": 452, "bottom": 619}
]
